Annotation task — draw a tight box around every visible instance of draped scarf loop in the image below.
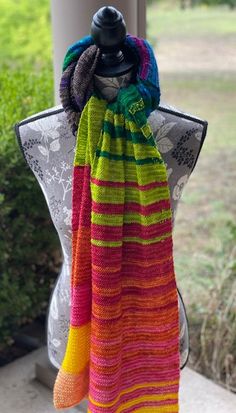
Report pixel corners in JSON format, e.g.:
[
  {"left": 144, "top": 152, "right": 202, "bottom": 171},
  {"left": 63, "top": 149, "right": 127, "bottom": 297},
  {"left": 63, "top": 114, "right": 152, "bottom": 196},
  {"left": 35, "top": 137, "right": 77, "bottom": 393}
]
[{"left": 53, "top": 34, "right": 180, "bottom": 413}]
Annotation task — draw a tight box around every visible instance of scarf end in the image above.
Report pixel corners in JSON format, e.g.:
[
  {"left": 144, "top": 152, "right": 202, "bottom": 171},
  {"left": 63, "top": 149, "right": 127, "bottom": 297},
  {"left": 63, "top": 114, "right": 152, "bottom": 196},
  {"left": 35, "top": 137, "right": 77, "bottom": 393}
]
[{"left": 53, "top": 364, "right": 89, "bottom": 410}]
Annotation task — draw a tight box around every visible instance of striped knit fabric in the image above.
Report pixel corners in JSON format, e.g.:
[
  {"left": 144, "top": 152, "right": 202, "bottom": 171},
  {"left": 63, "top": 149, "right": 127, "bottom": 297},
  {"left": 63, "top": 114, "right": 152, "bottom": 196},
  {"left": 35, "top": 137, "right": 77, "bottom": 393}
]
[{"left": 53, "top": 35, "right": 180, "bottom": 412}]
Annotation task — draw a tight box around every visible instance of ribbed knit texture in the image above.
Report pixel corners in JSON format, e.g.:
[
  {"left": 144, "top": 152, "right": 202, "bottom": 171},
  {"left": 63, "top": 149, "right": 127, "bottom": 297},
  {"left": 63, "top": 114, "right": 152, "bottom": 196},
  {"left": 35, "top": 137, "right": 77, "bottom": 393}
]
[{"left": 53, "top": 35, "right": 180, "bottom": 413}]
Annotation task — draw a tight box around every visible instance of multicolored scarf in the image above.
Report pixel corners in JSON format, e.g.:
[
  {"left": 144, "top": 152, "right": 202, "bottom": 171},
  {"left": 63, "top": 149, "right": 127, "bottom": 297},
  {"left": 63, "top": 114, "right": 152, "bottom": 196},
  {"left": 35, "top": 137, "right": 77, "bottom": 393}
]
[{"left": 53, "top": 34, "right": 180, "bottom": 412}]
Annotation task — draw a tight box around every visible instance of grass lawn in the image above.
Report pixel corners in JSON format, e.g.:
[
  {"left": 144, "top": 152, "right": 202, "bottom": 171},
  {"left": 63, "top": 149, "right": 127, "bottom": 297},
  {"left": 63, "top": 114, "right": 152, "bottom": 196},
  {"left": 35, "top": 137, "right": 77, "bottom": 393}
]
[
  {"left": 147, "top": 2, "right": 236, "bottom": 378},
  {"left": 148, "top": 3, "right": 236, "bottom": 38},
  {"left": 161, "top": 70, "right": 236, "bottom": 308}
]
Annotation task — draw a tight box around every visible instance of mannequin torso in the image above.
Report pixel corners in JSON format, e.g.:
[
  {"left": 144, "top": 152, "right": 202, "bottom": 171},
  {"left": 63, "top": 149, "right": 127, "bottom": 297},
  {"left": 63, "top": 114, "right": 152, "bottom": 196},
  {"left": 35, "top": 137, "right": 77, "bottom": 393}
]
[{"left": 15, "top": 79, "right": 207, "bottom": 373}]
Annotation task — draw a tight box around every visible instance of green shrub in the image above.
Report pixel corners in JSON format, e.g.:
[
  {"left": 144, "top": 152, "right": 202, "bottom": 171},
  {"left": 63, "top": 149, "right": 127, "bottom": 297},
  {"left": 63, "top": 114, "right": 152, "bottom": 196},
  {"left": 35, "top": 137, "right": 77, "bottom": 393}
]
[
  {"left": 0, "top": 64, "right": 61, "bottom": 349},
  {"left": 0, "top": 0, "right": 51, "bottom": 65},
  {"left": 148, "top": 0, "right": 236, "bottom": 7}
]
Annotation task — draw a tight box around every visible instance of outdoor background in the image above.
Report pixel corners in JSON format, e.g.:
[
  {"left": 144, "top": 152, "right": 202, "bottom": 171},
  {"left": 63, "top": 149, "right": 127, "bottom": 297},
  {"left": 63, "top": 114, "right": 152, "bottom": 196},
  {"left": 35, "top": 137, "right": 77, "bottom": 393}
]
[{"left": 0, "top": 0, "right": 236, "bottom": 394}]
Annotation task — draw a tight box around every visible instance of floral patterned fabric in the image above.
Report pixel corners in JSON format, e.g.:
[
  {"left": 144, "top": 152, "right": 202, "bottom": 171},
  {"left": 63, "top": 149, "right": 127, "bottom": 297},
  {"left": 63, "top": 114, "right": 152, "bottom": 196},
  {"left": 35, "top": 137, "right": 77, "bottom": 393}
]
[{"left": 16, "top": 103, "right": 206, "bottom": 372}]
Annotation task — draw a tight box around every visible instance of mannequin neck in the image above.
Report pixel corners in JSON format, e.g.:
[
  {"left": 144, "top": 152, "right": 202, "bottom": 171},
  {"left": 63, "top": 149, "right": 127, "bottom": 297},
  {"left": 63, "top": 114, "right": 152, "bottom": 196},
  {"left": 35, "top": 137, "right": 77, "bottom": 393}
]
[{"left": 93, "top": 69, "right": 133, "bottom": 102}]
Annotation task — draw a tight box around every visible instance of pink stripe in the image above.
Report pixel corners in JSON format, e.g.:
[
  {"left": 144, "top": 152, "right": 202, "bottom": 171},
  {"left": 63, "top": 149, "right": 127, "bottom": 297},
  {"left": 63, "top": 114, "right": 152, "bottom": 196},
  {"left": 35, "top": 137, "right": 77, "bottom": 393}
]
[
  {"left": 90, "top": 366, "right": 179, "bottom": 403},
  {"left": 124, "top": 220, "right": 172, "bottom": 238},
  {"left": 91, "top": 239, "right": 173, "bottom": 269},
  {"left": 121, "top": 261, "right": 174, "bottom": 277},
  {"left": 121, "top": 334, "right": 177, "bottom": 350},
  {"left": 91, "top": 352, "right": 179, "bottom": 371},
  {"left": 91, "top": 177, "right": 167, "bottom": 190},
  {"left": 71, "top": 283, "right": 92, "bottom": 326},
  {"left": 121, "top": 278, "right": 176, "bottom": 296},
  {"left": 91, "top": 244, "right": 122, "bottom": 267},
  {"left": 91, "top": 301, "right": 177, "bottom": 325},
  {"left": 92, "top": 279, "right": 176, "bottom": 307},
  {"left": 72, "top": 165, "right": 91, "bottom": 231},
  {"left": 91, "top": 219, "right": 172, "bottom": 241},
  {"left": 90, "top": 362, "right": 179, "bottom": 387},
  {"left": 132, "top": 37, "right": 150, "bottom": 79},
  {"left": 92, "top": 199, "right": 171, "bottom": 215},
  {"left": 124, "top": 321, "right": 178, "bottom": 333},
  {"left": 92, "top": 266, "right": 174, "bottom": 287},
  {"left": 125, "top": 200, "right": 171, "bottom": 214},
  {"left": 122, "top": 236, "right": 173, "bottom": 259}
]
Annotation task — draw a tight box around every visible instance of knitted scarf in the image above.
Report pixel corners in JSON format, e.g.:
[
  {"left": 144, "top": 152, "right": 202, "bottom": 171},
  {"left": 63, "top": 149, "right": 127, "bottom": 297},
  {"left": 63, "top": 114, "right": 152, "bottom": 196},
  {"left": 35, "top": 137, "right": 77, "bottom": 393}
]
[{"left": 53, "top": 34, "right": 180, "bottom": 413}]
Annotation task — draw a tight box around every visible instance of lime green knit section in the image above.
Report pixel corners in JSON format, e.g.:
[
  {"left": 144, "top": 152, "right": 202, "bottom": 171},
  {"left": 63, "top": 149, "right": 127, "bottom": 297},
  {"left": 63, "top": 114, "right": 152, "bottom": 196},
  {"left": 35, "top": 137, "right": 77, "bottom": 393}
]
[
  {"left": 74, "top": 88, "right": 171, "bottom": 222},
  {"left": 90, "top": 182, "right": 169, "bottom": 205},
  {"left": 92, "top": 160, "right": 167, "bottom": 185},
  {"left": 95, "top": 133, "right": 158, "bottom": 159},
  {"left": 74, "top": 96, "right": 106, "bottom": 166},
  {"left": 92, "top": 210, "right": 172, "bottom": 226}
]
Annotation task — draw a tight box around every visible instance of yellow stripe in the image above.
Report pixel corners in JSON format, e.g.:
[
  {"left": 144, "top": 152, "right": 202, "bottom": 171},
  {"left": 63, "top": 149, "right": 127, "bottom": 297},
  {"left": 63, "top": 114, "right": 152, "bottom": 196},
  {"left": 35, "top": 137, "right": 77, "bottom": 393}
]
[
  {"left": 88, "top": 407, "right": 178, "bottom": 413},
  {"left": 88, "top": 380, "right": 178, "bottom": 408},
  {"left": 61, "top": 323, "right": 91, "bottom": 374},
  {"left": 132, "top": 407, "right": 178, "bottom": 413}
]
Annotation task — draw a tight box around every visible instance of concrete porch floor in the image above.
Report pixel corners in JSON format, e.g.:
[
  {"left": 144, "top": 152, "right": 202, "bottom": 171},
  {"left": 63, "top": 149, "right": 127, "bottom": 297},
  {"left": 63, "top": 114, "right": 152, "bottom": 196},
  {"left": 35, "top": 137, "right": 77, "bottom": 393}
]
[{"left": 0, "top": 347, "right": 235, "bottom": 413}]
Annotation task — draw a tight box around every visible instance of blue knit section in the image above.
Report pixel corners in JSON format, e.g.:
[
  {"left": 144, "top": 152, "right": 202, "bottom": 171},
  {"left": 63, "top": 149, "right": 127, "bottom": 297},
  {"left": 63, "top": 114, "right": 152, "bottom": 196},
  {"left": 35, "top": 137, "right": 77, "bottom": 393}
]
[{"left": 62, "top": 34, "right": 161, "bottom": 110}]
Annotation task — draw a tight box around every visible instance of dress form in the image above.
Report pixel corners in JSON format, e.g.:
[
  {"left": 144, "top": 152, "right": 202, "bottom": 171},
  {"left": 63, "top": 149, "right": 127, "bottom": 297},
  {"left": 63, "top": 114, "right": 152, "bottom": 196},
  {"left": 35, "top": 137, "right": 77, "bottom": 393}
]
[
  {"left": 15, "top": 6, "right": 208, "bottom": 381},
  {"left": 15, "top": 91, "right": 207, "bottom": 372}
]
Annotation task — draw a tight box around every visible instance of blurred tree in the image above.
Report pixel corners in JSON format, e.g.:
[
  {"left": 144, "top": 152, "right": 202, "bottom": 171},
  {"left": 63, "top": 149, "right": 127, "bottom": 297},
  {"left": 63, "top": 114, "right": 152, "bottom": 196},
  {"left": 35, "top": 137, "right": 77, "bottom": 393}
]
[
  {"left": 179, "top": 0, "right": 236, "bottom": 7},
  {"left": 148, "top": 0, "right": 236, "bottom": 8},
  {"left": 202, "top": 0, "right": 236, "bottom": 8}
]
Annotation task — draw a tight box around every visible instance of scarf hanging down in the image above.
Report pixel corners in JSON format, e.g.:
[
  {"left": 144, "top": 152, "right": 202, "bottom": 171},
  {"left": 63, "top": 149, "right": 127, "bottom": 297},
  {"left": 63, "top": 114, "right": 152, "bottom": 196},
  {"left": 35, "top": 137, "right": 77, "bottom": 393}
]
[{"left": 53, "top": 34, "right": 180, "bottom": 413}]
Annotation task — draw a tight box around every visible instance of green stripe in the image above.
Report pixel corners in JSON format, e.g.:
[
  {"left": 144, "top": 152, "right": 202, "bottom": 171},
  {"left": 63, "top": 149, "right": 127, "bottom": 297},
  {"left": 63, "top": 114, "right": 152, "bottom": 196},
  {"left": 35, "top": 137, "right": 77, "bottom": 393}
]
[
  {"left": 92, "top": 210, "right": 172, "bottom": 226},
  {"left": 105, "top": 96, "right": 153, "bottom": 120},
  {"left": 91, "top": 239, "right": 122, "bottom": 247},
  {"left": 91, "top": 232, "right": 171, "bottom": 247},
  {"left": 98, "top": 132, "right": 161, "bottom": 162},
  {"left": 95, "top": 149, "right": 164, "bottom": 165},
  {"left": 123, "top": 232, "right": 171, "bottom": 245},
  {"left": 92, "top": 213, "right": 123, "bottom": 226},
  {"left": 103, "top": 121, "right": 156, "bottom": 146}
]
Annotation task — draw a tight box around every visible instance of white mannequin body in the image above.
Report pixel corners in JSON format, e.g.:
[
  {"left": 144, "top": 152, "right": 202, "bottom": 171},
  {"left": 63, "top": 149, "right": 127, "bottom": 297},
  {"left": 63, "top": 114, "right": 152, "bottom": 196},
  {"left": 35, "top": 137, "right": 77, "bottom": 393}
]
[{"left": 15, "top": 91, "right": 207, "bottom": 373}]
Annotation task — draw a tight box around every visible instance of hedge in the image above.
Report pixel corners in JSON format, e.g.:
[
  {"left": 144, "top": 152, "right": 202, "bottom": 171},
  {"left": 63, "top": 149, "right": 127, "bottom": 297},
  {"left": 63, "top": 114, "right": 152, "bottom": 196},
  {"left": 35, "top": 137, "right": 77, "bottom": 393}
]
[{"left": 0, "top": 64, "right": 61, "bottom": 349}]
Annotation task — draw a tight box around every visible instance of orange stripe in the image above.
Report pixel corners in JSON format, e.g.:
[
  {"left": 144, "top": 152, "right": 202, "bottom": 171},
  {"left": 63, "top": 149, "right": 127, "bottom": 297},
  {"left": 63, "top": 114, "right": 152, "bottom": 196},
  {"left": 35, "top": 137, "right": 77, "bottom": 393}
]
[
  {"left": 122, "top": 256, "right": 172, "bottom": 267},
  {"left": 92, "top": 264, "right": 121, "bottom": 273},
  {"left": 72, "top": 227, "right": 91, "bottom": 286}
]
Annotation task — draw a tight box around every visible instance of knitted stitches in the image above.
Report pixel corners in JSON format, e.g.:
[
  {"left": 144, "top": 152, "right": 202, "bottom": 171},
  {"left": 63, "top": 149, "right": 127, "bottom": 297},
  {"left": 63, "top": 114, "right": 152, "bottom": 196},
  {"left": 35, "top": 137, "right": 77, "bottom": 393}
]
[
  {"left": 53, "top": 35, "right": 180, "bottom": 413},
  {"left": 59, "top": 34, "right": 160, "bottom": 136}
]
